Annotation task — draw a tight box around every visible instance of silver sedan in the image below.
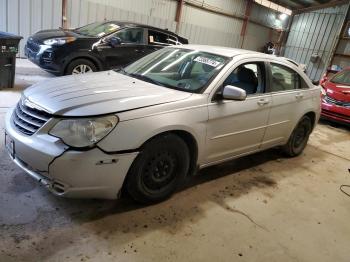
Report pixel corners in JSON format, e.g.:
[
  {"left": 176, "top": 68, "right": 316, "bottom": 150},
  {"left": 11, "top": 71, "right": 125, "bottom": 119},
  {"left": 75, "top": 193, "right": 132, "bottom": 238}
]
[{"left": 5, "top": 45, "right": 321, "bottom": 202}]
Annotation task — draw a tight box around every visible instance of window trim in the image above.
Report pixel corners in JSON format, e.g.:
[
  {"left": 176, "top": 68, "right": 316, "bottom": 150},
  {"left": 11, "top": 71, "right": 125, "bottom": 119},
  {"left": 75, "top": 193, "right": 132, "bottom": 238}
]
[
  {"left": 266, "top": 61, "right": 309, "bottom": 94},
  {"left": 210, "top": 60, "right": 269, "bottom": 101},
  {"left": 147, "top": 29, "right": 178, "bottom": 46}
]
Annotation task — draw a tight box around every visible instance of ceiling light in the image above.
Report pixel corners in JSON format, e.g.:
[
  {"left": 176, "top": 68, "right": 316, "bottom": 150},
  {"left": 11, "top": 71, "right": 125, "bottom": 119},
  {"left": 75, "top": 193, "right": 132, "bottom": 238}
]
[{"left": 279, "top": 13, "right": 288, "bottom": 20}]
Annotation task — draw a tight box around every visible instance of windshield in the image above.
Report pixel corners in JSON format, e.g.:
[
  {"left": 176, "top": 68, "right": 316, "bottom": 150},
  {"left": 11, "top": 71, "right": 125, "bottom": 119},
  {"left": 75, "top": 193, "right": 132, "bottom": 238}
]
[
  {"left": 120, "top": 48, "right": 229, "bottom": 93},
  {"left": 74, "top": 22, "right": 121, "bottom": 37},
  {"left": 330, "top": 70, "right": 350, "bottom": 85}
]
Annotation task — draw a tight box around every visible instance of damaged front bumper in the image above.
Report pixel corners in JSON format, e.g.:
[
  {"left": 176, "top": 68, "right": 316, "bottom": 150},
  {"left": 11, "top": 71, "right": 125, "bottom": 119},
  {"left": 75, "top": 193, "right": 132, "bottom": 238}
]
[{"left": 5, "top": 108, "right": 138, "bottom": 199}]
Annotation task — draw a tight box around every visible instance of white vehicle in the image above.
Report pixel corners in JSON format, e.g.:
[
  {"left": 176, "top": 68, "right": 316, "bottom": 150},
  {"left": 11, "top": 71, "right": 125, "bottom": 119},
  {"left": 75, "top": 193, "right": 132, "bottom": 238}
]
[{"left": 5, "top": 45, "right": 321, "bottom": 203}]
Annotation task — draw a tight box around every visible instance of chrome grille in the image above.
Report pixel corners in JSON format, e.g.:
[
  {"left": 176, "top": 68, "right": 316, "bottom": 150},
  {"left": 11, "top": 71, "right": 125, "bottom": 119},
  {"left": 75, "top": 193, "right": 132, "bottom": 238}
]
[
  {"left": 324, "top": 95, "right": 350, "bottom": 108},
  {"left": 12, "top": 102, "right": 51, "bottom": 135}
]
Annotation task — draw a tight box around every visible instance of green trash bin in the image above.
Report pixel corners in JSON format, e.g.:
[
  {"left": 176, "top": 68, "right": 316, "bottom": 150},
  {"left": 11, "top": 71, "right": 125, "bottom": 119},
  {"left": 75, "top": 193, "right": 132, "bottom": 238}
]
[{"left": 0, "top": 32, "right": 23, "bottom": 89}]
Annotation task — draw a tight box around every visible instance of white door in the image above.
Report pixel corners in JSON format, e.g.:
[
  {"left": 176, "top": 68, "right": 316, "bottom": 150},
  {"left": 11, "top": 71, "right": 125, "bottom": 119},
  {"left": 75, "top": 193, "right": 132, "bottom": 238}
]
[
  {"left": 261, "top": 62, "right": 315, "bottom": 149},
  {"left": 205, "top": 61, "right": 272, "bottom": 164}
]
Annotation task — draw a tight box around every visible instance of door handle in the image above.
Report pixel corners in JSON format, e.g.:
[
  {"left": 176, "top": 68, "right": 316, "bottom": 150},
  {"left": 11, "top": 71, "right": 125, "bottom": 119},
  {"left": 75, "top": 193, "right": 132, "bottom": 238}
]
[
  {"left": 295, "top": 93, "right": 304, "bottom": 99},
  {"left": 135, "top": 49, "right": 143, "bottom": 53},
  {"left": 4, "top": 64, "right": 12, "bottom": 68},
  {"left": 257, "top": 99, "right": 270, "bottom": 106}
]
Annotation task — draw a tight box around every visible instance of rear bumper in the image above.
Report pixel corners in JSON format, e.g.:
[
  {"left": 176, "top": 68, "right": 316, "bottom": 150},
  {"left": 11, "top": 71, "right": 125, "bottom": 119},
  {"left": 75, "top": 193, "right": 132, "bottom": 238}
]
[
  {"left": 5, "top": 108, "right": 138, "bottom": 199},
  {"left": 321, "top": 100, "right": 350, "bottom": 124}
]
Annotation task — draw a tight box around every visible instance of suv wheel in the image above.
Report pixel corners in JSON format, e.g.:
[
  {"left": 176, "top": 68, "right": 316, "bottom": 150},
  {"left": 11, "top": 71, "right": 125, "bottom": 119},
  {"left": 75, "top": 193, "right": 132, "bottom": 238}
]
[
  {"left": 66, "top": 59, "right": 97, "bottom": 75},
  {"left": 126, "top": 134, "right": 190, "bottom": 204},
  {"left": 283, "top": 116, "right": 312, "bottom": 157}
]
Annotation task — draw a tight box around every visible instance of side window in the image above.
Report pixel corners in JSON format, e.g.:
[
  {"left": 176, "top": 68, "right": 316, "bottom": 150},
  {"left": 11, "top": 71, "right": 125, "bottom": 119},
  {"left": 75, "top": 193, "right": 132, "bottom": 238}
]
[
  {"left": 270, "top": 63, "right": 300, "bottom": 92},
  {"left": 114, "top": 28, "right": 144, "bottom": 44},
  {"left": 148, "top": 30, "right": 172, "bottom": 46},
  {"left": 300, "top": 76, "right": 309, "bottom": 89},
  {"left": 168, "top": 35, "right": 179, "bottom": 45},
  {"left": 223, "top": 62, "right": 265, "bottom": 95}
]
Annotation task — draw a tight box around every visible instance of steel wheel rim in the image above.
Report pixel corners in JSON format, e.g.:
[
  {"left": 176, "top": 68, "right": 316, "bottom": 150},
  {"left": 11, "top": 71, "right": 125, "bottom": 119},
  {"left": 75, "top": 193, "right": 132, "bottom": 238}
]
[
  {"left": 141, "top": 151, "right": 177, "bottom": 193},
  {"left": 72, "top": 64, "right": 93, "bottom": 74}
]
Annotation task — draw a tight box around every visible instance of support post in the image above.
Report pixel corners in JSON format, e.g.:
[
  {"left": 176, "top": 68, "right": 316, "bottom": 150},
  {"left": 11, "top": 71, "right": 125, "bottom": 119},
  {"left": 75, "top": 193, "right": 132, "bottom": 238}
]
[
  {"left": 175, "top": 0, "right": 184, "bottom": 34},
  {"left": 240, "top": 0, "right": 253, "bottom": 49},
  {"left": 62, "top": 0, "right": 68, "bottom": 29}
]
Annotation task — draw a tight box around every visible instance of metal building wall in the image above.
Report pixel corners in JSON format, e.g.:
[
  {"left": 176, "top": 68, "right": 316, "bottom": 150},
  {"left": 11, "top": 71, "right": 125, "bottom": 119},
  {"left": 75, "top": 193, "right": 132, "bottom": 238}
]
[
  {"left": 250, "top": 3, "right": 289, "bottom": 30},
  {"left": 178, "top": 3, "right": 244, "bottom": 48},
  {"left": 331, "top": 10, "right": 350, "bottom": 69},
  {"left": 283, "top": 4, "right": 350, "bottom": 81},
  {"left": 0, "top": 0, "right": 62, "bottom": 57},
  {"left": 67, "top": 0, "right": 177, "bottom": 32},
  {"left": 178, "top": 2, "right": 288, "bottom": 50},
  {"left": 67, "top": 0, "right": 288, "bottom": 51}
]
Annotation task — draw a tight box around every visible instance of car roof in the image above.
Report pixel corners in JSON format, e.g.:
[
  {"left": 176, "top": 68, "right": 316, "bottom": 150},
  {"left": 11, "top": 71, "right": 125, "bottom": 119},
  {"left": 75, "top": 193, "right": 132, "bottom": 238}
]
[{"left": 172, "top": 44, "right": 286, "bottom": 59}]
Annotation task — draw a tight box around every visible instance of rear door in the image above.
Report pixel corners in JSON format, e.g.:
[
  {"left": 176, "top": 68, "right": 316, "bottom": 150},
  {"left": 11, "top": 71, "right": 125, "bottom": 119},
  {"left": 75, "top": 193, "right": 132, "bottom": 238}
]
[{"left": 261, "top": 62, "right": 315, "bottom": 149}]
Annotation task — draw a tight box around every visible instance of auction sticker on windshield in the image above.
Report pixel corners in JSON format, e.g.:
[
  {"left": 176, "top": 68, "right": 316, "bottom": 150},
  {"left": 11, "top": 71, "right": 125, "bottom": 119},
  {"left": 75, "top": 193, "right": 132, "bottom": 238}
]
[{"left": 194, "top": 56, "right": 222, "bottom": 67}]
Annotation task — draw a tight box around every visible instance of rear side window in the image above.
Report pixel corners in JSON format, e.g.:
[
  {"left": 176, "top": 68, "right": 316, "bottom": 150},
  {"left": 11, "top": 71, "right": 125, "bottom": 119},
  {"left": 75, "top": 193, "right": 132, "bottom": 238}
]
[
  {"left": 148, "top": 30, "right": 177, "bottom": 46},
  {"left": 270, "top": 63, "right": 300, "bottom": 92}
]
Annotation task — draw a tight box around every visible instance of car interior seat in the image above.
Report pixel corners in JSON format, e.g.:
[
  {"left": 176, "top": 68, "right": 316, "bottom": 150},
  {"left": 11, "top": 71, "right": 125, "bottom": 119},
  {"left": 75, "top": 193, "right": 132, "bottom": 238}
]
[{"left": 232, "top": 67, "right": 258, "bottom": 95}]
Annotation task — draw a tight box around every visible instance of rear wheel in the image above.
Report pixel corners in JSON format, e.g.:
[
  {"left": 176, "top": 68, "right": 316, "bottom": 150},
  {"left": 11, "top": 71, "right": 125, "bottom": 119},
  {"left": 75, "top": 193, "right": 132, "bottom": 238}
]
[
  {"left": 283, "top": 116, "right": 312, "bottom": 157},
  {"left": 126, "top": 134, "right": 190, "bottom": 204},
  {"left": 65, "top": 59, "right": 97, "bottom": 75}
]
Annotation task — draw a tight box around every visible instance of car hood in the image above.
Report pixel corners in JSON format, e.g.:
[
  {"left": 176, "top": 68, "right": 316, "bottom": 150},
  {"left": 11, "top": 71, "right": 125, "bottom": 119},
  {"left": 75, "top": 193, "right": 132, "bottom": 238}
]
[
  {"left": 23, "top": 71, "right": 192, "bottom": 116},
  {"left": 31, "top": 29, "right": 94, "bottom": 43},
  {"left": 324, "top": 81, "right": 350, "bottom": 102}
]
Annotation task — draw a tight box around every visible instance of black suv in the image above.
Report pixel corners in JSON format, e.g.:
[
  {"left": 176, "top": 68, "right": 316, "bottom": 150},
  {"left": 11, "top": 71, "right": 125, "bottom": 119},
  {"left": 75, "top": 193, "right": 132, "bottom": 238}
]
[{"left": 25, "top": 21, "right": 188, "bottom": 75}]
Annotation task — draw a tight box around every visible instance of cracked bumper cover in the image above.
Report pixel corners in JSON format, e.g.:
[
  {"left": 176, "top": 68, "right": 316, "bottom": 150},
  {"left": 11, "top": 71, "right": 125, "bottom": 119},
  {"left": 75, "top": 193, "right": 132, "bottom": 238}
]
[{"left": 5, "top": 108, "right": 138, "bottom": 199}]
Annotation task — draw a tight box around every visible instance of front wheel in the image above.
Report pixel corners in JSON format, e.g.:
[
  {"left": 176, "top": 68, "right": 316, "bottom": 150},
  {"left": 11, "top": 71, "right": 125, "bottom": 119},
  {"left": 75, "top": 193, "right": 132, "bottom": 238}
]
[
  {"left": 65, "top": 59, "right": 97, "bottom": 75},
  {"left": 283, "top": 116, "right": 312, "bottom": 157},
  {"left": 126, "top": 134, "right": 190, "bottom": 204}
]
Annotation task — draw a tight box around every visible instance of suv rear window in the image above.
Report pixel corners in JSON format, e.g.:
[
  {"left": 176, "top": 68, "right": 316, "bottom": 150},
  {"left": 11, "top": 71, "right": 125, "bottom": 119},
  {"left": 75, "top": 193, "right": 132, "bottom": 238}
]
[{"left": 148, "top": 30, "right": 177, "bottom": 46}]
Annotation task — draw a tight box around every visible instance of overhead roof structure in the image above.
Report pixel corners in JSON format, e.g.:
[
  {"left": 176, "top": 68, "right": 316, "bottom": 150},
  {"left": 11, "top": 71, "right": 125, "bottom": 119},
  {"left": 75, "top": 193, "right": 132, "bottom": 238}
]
[{"left": 270, "top": 0, "right": 346, "bottom": 11}]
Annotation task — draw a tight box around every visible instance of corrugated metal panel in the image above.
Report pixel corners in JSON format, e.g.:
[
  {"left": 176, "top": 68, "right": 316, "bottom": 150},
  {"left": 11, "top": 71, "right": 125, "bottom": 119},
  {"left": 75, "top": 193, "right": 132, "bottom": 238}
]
[
  {"left": 179, "top": 4, "right": 243, "bottom": 48},
  {"left": 190, "top": 0, "right": 246, "bottom": 17},
  {"left": 67, "top": 0, "right": 177, "bottom": 31},
  {"left": 283, "top": 4, "right": 349, "bottom": 81},
  {"left": 250, "top": 3, "right": 290, "bottom": 30},
  {"left": 0, "top": 0, "right": 62, "bottom": 57},
  {"left": 332, "top": 10, "right": 350, "bottom": 69},
  {"left": 243, "top": 23, "right": 271, "bottom": 51}
]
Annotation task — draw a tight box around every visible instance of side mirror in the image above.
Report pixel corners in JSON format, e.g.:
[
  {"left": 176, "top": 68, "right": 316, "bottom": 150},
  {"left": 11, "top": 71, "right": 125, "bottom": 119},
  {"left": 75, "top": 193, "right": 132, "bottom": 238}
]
[
  {"left": 222, "top": 85, "right": 247, "bottom": 101},
  {"left": 312, "top": 80, "right": 320, "bottom": 86},
  {"left": 108, "top": 36, "right": 122, "bottom": 48}
]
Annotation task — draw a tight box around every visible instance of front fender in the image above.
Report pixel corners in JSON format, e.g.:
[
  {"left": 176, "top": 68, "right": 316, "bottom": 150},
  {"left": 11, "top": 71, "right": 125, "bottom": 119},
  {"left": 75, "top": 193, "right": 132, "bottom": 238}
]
[{"left": 98, "top": 106, "right": 208, "bottom": 164}]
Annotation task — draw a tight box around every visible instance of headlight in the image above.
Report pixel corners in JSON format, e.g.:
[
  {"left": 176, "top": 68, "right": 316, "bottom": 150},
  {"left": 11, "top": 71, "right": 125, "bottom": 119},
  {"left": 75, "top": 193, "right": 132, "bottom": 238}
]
[
  {"left": 321, "top": 86, "right": 327, "bottom": 96},
  {"left": 49, "top": 115, "right": 118, "bottom": 148},
  {"left": 43, "top": 37, "right": 76, "bottom": 46}
]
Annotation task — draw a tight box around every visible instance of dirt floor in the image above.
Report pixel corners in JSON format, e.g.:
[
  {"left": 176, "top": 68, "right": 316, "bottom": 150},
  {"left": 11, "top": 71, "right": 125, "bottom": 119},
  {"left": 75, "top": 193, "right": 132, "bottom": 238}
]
[{"left": 0, "top": 60, "right": 350, "bottom": 262}]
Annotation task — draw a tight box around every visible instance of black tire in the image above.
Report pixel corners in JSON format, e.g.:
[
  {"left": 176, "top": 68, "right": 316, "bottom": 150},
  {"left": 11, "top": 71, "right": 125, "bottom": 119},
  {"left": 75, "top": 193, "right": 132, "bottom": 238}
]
[
  {"left": 283, "top": 116, "right": 312, "bottom": 157},
  {"left": 65, "top": 58, "right": 97, "bottom": 75},
  {"left": 126, "top": 134, "right": 190, "bottom": 204}
]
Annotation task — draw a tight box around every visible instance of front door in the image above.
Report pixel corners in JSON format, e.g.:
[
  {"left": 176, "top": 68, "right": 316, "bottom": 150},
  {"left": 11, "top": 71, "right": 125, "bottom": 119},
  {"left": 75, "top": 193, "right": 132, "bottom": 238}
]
[
  {"left": 97, "top": 27, "right": 146, "bottom": 69},
  {"left": 205, "top": 61, "right": 272, "bottom": 164}
]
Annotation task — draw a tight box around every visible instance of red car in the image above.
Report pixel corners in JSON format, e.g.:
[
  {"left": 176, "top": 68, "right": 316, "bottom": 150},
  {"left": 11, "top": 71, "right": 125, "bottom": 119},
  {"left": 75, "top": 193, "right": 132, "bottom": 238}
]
[{"left": 320, "top": 67, "right": 350, "bottom": 124}]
